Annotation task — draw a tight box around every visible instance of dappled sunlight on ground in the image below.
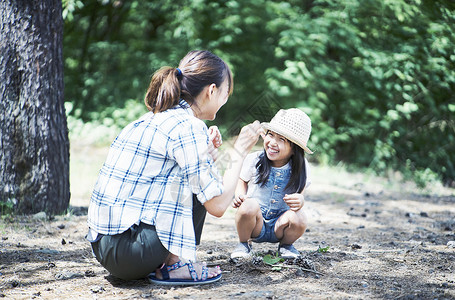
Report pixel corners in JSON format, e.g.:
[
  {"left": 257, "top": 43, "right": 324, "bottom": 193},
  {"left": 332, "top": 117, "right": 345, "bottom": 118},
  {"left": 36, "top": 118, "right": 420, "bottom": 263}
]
[{"left": 1, "top": 143, "right": 452, "bottom": 299}]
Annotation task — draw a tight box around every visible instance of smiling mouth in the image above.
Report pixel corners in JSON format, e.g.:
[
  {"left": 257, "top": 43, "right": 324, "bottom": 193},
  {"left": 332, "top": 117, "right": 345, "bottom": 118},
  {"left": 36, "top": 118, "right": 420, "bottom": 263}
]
[{"left": 267, "top": 147, "right": 279, "bottom": 154}]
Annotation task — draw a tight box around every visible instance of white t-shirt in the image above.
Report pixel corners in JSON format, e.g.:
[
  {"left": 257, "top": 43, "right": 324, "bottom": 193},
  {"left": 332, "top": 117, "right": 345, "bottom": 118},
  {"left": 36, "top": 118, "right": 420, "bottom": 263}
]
[{"left": 240, "top": 151, "right": 311, "bottom": 194}]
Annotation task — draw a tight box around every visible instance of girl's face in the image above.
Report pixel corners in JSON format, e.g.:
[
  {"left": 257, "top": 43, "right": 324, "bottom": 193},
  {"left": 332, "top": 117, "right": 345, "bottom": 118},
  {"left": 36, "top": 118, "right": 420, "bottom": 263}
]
[{"left": 263, "top": 130, "right": 294, "bottom": 167}]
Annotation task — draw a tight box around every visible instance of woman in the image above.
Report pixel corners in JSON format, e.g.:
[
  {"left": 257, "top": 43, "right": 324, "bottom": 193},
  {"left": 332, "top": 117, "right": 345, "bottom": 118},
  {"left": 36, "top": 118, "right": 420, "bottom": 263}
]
[{"left": 86, "top": 50, "right": 261, "bottom": 285}]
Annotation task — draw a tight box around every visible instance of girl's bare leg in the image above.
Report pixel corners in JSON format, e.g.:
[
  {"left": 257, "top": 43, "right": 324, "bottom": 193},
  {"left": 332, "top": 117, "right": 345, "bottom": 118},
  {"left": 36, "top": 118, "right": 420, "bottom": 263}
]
[
  {"left": 274, "top": 209, "right": 307, "bottom": 245},
  {"left": 235, "top": 198, "right": 263, "bottom": 242}
]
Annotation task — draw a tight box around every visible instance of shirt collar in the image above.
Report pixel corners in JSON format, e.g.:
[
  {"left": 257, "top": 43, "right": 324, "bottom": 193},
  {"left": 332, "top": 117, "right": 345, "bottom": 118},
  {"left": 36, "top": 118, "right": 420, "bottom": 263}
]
[
  {"left": 177, "top": 99, "right": 194, "bottom": 116},
  {"left": 272, "top": 160, "right": 291, "bottom": 170}
]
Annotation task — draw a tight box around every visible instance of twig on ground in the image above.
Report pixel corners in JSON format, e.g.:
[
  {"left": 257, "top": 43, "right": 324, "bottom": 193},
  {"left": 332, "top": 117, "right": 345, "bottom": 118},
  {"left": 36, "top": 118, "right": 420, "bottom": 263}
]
[
  {"left": 272, "top": 264, "right": 325, "bottom": 276},
  {"left": 299, "top": 267, "right": 325, "bottom": 276}
]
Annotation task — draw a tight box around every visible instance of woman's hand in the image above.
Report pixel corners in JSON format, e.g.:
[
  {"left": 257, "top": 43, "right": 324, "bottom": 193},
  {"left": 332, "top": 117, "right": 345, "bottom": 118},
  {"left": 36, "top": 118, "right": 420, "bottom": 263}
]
[
  {"left": 208, "top": 126, "right": 222, "bottom": 148},
  {"left": 233, "top": 121, "right": 262, "bottom": 157},
  {"left": 232, "top": 194, "right": 247, "bottom": 208},
  {"left": 283, "top": 193, "right": 304, "bottom": 211},
  {"left": 208, "top": 126, "right": 222, "bottom": 161}
]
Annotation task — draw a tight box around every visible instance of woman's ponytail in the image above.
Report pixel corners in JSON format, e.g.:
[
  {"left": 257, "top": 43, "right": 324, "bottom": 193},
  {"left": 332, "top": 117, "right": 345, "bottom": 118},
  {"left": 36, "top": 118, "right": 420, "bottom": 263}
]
[
  {"left": 144, "top": 67, "right": 181, "bottom": 113},
  {"left": 144, "top": 50, "right": 233, "bottom": 114}
]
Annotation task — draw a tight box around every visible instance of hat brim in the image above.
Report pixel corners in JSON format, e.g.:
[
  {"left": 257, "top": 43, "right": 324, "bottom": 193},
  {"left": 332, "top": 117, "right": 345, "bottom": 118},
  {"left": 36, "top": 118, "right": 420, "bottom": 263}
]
[{"left": 262, "top": 122, "right": 314, "bottom": 154}]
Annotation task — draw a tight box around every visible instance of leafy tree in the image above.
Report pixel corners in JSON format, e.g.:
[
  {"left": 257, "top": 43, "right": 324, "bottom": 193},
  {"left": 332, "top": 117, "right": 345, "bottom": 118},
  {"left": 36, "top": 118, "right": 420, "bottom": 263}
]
[
  {"left": 63, "top": 0, "right": 455, "bottom": 185},
  {"left": 266, "top": 0, "right": 455, "bottom": 185}
]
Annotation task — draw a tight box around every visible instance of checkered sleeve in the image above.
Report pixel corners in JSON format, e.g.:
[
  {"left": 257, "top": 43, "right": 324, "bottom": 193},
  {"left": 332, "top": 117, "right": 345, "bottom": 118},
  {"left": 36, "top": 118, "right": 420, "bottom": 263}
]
[{"left": 170, "top": 120, "right": 224, "bottom": 204}]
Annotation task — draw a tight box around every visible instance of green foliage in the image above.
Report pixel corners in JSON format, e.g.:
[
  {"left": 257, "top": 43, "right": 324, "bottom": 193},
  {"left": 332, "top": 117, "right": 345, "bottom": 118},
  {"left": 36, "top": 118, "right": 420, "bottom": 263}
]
[
  {"left": 318, "top": 245, "right": 330, "bottom": 253},
  {"left": 0, "top": 198, "right": 16, "bottom": 216},
  {"left": 263, "top": 253, "right": 285, "bottom": 271},
  {"left": 62, "top": 0, "right": 83, "bottom": 21},
  {"left": 263, "top": 253, "right": 285, "bottom": 265},
  {"left": 64, "top": 0, "right": 455, "bottom": 186},
  {"left": 265, "top": 0, "right": 455, "bottom": 185},
  {"left": 66, "top": 99, "right": 146, "bottom": 146}
]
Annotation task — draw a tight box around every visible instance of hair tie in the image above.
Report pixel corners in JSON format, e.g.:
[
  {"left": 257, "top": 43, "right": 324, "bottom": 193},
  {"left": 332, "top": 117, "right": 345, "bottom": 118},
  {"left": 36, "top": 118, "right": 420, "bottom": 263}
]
[{"left": 176, "top": 68, "right": 182, "bottom": 77}]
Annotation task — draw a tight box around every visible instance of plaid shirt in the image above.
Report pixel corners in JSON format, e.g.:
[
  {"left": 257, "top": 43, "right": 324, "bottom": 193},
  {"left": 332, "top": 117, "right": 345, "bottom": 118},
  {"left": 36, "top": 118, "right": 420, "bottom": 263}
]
[{"left": 87, "top": 100, "right": 224, "bottom": 261}]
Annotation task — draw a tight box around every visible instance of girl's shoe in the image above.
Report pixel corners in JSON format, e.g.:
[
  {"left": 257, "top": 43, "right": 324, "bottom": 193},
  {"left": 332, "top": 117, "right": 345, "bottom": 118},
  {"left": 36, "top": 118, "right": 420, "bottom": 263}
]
[
  {"left": 230, "top": 242, "right": 252, "bottom": 259},
  {"left": 278, "top": 244, "right": 300, "bottom": 259}
]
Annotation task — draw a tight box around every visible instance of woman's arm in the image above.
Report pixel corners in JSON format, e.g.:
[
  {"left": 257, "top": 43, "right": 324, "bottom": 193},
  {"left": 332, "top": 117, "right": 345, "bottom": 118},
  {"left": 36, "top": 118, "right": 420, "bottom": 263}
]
[{"left": 204, "top": 121, "right": 262, "bottom": 217}]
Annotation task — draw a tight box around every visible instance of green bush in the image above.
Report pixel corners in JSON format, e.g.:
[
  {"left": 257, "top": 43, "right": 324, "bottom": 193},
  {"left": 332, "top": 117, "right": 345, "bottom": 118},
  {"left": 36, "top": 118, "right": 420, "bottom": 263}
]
[
  {"left": 63, "top": 0, "right": 455, "bottom": 186},
  {"left": 265, "top": 0, "right": 455, "bottom": 186},
  {"left": 66, "top": 99, "right": 146, "bottom": 146}
]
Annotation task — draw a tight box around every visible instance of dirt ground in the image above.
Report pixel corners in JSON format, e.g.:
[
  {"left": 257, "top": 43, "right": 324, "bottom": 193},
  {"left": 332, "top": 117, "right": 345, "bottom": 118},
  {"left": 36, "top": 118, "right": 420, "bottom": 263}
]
[{"left": 1, "top": 162, "right": 454, "bottom": 299}]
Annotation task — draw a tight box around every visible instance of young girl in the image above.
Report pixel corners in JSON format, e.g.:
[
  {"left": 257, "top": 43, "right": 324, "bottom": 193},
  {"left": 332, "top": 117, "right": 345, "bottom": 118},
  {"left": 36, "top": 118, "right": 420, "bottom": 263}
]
[
  {"left": 231, "top": 108, "right": 313, "bottom": 259},
  {"left": 87, "top": 50, "right": 262, "bottom": 285}
]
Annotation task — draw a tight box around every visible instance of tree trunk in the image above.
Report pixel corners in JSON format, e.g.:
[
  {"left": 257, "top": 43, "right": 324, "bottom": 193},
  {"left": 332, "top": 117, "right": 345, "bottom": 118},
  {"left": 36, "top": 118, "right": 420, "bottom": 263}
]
[{"left": 0, "top": 0, "right": 69, "bottom": 214}]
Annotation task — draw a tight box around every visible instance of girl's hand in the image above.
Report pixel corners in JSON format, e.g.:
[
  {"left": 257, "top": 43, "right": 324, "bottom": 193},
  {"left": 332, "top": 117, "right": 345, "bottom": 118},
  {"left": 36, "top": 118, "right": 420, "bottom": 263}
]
[
  {"left": 232, "top": 194, "right": 247, "bottom": 208},
  {"left": 208, "top": 126, "right": 222, "bottom": 148},
  {"left": 283, "top": 193, "right": 304, "bottom": 211}
]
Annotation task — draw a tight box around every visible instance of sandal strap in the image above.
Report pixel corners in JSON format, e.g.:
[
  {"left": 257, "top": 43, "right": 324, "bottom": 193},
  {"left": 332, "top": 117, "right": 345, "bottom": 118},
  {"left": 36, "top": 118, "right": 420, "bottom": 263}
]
[
  {"left": 160, "top": 261, "right": 185, "bottom": 280},
  {"left": 166, "top": 260, "right": 185, "bottom": 272},
  {"left": 161, "top": 260, "right": 211, "bottom": 282},
  {"left": 186, "top": 261, "right": 199, "bottom": 281},
  {"left": 201, "top": 265, "right": 208, "bottom": 281},
  {"left": 158, "top": 263, "right": 170, "bottom": 280}
]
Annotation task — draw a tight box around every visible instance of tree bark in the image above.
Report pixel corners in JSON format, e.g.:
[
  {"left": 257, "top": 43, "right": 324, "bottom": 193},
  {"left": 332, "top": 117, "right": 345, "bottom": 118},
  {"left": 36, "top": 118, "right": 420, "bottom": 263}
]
[{"left": 0, "top": 0, "right": 69, "bottom": 214}]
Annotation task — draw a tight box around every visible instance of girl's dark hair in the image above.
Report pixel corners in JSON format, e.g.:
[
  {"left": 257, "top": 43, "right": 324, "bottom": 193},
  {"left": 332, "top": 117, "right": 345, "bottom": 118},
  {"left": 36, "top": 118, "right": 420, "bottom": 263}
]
[
  {"left": 255, "top": 144, "right": 307, "bottom": 193},
  {"left": 144, "top": 50, "right": 233, "bottom": 113}
]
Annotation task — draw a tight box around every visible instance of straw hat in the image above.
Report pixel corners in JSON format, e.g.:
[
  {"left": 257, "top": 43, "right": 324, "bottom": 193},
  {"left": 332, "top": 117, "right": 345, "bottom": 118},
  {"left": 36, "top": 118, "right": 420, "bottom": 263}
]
[{"left": 262, "top": 108, "right": 313, "bottom": 154}]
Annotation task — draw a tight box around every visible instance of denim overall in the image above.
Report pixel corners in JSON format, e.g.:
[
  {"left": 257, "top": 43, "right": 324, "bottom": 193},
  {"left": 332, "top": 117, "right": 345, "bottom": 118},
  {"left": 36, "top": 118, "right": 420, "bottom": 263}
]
[{"left": 247, "top": 163, "right": 291, "bottom": 243}]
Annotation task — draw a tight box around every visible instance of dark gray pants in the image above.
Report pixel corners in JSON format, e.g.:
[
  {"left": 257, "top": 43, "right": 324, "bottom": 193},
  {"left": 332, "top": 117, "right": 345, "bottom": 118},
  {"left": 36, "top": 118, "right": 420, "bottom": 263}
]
[{"left": 91, "top": 195, "right": 207, "bottom": 280}]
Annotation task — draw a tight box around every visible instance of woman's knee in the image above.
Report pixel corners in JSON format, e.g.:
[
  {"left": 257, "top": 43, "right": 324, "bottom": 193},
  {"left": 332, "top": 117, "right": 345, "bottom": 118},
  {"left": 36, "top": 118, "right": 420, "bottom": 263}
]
[{"left": 93, "top": 224, "right": 169, "bottom": 280}]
